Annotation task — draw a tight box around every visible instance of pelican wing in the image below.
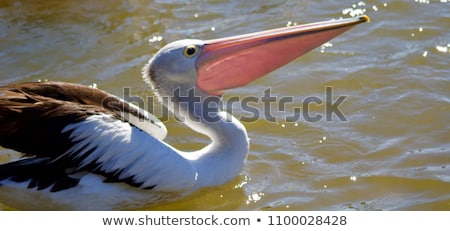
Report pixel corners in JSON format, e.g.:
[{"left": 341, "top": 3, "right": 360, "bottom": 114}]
[
  {"left": 0, "top": 81, "right": 167, "bottom": 155},
  {"left": 0, "top": 82, "right": 193, "bottom": 192}
]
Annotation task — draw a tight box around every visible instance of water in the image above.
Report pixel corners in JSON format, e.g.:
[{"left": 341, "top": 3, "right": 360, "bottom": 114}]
[{"left": 0, "top": 0, "right": 449, "bottom": 210}]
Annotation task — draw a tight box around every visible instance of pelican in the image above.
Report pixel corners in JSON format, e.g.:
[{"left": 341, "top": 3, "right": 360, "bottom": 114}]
[{"left": 0, "top": 16, "right": 369, "bottom": 210}]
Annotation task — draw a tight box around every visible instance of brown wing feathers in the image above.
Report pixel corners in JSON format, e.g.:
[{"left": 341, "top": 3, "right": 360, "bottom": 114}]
[{"left": 0, "top": 82, "right": 112, "bottom": 157}]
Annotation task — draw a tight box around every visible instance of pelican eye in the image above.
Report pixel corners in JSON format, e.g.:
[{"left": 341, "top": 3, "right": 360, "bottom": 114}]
[{"left": 183, "top": 45, "right": 199, "bottom": 58}]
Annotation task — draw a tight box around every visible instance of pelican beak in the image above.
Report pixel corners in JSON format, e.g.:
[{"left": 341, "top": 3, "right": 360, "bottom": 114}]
[{"left": 196, "top": 15, "right": 370, "bottom": 95}]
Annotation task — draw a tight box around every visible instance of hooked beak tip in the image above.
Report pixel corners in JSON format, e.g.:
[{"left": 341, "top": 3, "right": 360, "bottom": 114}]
[{"left": 359, "top": 15, "right": 371, "bottom": 23}]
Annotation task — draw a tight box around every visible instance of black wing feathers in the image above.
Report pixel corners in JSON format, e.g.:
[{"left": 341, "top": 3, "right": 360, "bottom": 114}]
[{"left": 0, "top": 157, "right": 80, "bottom": 192}]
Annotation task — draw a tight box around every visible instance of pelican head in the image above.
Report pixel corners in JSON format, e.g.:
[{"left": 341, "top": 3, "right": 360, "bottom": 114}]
[
  {"left": 142, "top": 16, "right": 370, "bottom": 127},
  {"left": 143, "top": 39, "right": 206, "bottom": 98},
  {"left": 144, "top": 16, "right": 369, "bottom": 102}
]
